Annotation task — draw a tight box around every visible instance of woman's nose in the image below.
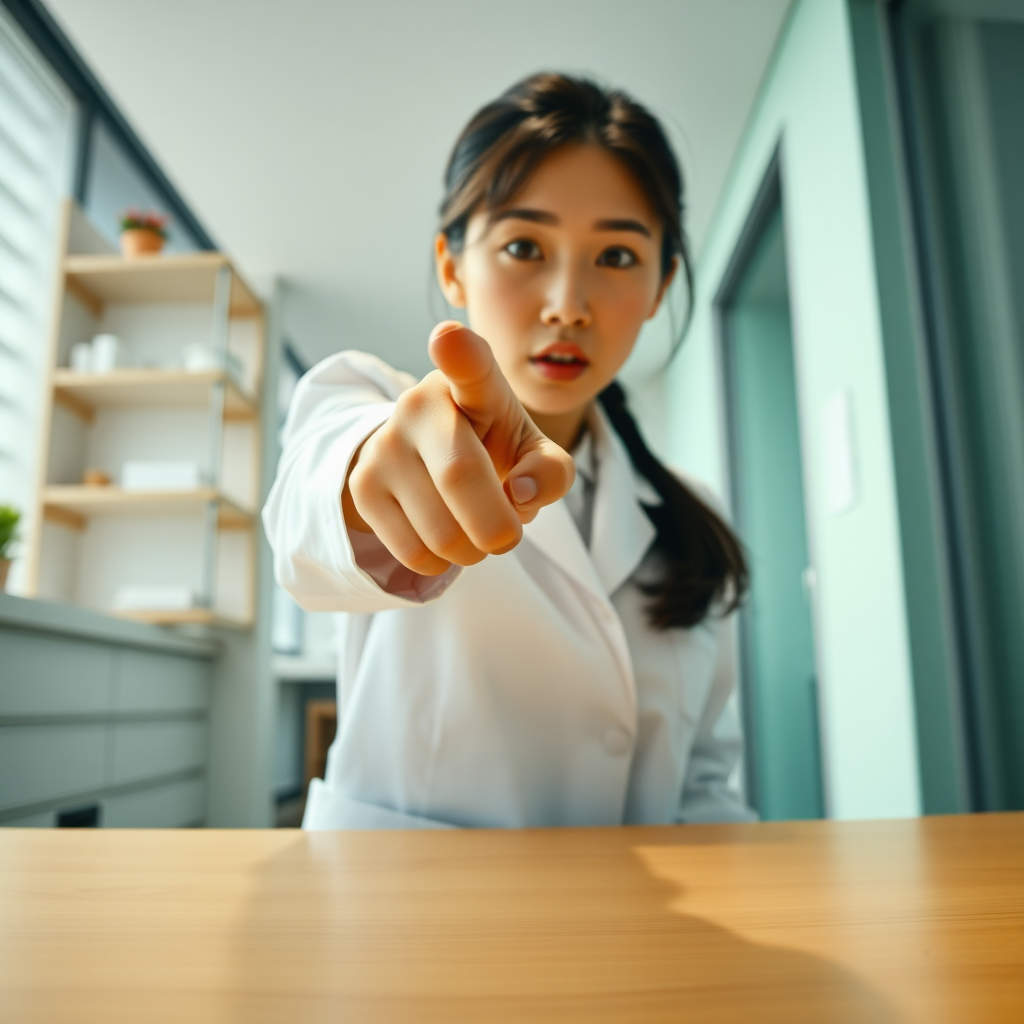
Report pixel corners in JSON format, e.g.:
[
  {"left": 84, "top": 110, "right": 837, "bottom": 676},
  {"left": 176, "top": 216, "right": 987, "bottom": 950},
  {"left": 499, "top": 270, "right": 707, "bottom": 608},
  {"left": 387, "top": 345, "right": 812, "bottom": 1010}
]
[{"left": 540, "top": 264, "right": 592, "bottom": 328}]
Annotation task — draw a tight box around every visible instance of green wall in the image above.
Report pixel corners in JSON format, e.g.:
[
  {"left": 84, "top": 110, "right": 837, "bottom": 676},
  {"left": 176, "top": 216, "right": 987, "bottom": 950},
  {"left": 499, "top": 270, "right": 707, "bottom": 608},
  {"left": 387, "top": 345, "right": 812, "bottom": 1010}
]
[{"left": 661, "top": 0, "right": 934, "bottom": 819}]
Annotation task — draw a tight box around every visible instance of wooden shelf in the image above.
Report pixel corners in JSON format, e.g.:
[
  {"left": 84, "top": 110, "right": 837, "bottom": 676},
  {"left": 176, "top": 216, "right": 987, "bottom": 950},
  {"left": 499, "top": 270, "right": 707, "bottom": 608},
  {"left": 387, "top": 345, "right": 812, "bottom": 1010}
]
[
  {"left": 53, "top": 368, "right": 258, "bottom": 422},
  {"left": 43, "top": 486, "right": 255, "bottom": 531},
  {"left": 115, "top": 607, "right": 251, "bottom": 629},
  {"left": 64, "top": 252, "right": 261, "bottom": 316}
]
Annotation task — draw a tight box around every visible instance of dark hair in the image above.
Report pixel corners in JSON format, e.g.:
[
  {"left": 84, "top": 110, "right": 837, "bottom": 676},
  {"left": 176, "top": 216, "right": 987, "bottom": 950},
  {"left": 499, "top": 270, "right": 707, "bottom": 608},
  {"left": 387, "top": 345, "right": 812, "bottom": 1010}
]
[{"left": 440, "top": 72, "right": 748, "bottom": 628}]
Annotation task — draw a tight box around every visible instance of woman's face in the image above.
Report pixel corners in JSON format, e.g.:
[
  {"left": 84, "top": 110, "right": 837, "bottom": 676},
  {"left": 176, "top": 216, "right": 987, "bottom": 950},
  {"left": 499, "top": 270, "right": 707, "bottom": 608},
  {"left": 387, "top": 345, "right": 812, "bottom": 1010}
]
[{"left": 436, "top": 144, "right": 675, "bottom": 422}]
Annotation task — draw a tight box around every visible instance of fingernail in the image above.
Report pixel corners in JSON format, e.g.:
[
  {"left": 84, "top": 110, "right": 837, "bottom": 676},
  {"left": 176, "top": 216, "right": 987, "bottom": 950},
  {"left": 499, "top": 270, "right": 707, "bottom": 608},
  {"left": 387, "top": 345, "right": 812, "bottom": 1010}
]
[{"left": 510, "top": 476, "right": 538, "bottom": 504}]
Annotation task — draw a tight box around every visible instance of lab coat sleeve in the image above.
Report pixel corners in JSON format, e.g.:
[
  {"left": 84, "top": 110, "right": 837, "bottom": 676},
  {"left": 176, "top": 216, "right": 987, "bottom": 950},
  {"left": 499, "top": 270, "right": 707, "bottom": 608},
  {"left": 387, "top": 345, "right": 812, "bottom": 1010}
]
[
  {"left": 676, "top": 611, "right": 759, "bottom": 824},
  {"left": 262, "top": 350, "right": 462, "bottom": 613}
]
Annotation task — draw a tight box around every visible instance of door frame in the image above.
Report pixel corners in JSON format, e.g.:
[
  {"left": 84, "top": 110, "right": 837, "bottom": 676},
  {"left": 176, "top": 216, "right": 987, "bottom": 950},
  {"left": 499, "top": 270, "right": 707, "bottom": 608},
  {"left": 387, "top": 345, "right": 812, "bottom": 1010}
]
[{"left": 712, "top": 143, "right": 831, "bottom": 817}]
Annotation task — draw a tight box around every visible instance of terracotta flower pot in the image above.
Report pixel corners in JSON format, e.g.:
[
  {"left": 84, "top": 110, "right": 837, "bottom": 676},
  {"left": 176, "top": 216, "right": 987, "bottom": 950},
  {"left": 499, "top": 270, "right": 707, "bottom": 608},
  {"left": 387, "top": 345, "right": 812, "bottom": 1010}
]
[
  {"left": 0, "top": 559, "right": 10, "bottom": 592},
  {"left": 120, "top": 228, "right": 165, "bottom": 258}
]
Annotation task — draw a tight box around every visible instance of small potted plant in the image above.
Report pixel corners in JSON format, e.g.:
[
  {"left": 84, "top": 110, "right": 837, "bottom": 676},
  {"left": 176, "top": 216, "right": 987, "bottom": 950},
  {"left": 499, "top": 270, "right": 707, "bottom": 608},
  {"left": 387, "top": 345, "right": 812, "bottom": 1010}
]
[
  {"left": 0, "top": 505, "right": 20, "bottom": 592},
  {"left": 119, "top": 209, "right": 169, "bottom": 257}
]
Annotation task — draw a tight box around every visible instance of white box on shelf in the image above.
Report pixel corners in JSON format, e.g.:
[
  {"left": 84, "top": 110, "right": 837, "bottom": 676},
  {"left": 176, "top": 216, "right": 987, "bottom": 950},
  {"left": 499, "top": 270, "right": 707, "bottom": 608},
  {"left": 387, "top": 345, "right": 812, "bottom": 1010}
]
[
  {"left": 112, "top": 584, "right": 197, "bottom": 611},
  {"left": 121, "top": 460, "right": 206, "bottom": 491}
]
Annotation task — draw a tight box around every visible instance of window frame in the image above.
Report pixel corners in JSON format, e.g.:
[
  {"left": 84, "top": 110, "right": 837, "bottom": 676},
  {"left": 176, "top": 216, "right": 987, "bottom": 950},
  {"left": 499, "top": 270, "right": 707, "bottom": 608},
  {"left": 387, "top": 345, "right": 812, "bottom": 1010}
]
[{"left": 1, "top": 0, "right": 215, "bottom": 250}]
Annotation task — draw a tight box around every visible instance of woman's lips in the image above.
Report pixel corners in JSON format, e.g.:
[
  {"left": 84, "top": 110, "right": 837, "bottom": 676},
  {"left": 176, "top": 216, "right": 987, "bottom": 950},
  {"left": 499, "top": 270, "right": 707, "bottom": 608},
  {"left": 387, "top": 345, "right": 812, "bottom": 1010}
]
[{"left": 529, "top": 342, "right": 589, "bottom": 382}]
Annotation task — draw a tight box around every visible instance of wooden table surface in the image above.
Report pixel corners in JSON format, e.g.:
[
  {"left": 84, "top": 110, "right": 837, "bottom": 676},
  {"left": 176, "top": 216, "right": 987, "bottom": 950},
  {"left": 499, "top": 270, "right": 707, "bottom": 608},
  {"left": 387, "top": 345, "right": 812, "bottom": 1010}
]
[{"left": 1, "top": 814, "right": 1022, "bottom": 1023}]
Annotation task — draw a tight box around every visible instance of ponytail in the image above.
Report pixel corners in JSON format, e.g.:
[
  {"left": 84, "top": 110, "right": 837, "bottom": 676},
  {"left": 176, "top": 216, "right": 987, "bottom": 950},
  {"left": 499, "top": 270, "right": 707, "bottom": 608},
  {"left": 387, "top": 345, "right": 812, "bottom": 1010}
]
[{"left": 599, "top": 381, "right": 748, "bottom": 630}]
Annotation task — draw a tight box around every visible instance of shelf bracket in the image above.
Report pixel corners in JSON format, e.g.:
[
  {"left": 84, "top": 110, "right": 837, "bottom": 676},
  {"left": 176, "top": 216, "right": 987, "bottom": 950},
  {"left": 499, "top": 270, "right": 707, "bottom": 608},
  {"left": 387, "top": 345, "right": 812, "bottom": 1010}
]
[{"left": 52, "top": 387, "right": 96, "bottom": 424}]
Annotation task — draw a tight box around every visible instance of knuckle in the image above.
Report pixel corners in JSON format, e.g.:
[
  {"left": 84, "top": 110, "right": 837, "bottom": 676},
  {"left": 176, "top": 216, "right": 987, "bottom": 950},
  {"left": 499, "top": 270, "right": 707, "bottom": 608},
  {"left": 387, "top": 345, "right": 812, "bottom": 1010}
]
[
  {"left": 435, "top": 452, "right": 479, "bottom": 492},
  {"left": 397, "top": 540, "right": 439, "bottom": 574},
  {"left": 395, "top": 382, "right": 433, "bottom": 418},
  {"left": 370, "top": 425, "right": 404, "bottom": 461},
  {"left": 347, "top": 463, "right": 376, "bottom": 505},
  {"left": 477, "top": 520, "right": 521, "bottom": 554},
  {"left": 427, "top": 524, "right": 468, "bottom": 563}
]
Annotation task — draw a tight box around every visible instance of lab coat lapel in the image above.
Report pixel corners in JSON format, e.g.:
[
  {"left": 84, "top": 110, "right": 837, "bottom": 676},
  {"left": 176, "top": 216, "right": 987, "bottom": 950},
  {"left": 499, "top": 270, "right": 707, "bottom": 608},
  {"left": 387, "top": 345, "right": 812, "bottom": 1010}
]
[
  {"left": 588, "top": 404, "right": 659, "bottom": 597},
  {"left": 522, "top": 497, "right": 606, "bottom": 600},
  {"left": 521, "top": 403, "right": 659, "bottom": 601}
]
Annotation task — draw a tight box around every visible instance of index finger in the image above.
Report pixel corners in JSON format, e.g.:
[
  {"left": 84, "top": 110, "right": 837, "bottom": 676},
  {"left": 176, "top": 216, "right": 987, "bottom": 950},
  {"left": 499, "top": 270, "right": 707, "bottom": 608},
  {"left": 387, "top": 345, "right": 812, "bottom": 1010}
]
[{"left": 427, "top": 321, "right": 515, "bottom": 434}]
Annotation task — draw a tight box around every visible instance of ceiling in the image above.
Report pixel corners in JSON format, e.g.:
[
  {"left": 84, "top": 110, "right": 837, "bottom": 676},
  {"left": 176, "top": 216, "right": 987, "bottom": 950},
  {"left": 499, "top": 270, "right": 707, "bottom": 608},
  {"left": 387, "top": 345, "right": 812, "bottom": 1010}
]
[{"left": 46, "top": 0, "right": 794, "bottom": 375}]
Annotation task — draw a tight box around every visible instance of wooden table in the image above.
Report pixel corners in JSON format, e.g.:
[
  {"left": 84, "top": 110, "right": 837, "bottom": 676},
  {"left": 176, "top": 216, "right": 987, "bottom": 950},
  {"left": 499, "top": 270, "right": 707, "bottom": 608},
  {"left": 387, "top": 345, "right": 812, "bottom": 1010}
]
[{"left": 1, "top": 815, "right": 1021, "bottom": 1022}]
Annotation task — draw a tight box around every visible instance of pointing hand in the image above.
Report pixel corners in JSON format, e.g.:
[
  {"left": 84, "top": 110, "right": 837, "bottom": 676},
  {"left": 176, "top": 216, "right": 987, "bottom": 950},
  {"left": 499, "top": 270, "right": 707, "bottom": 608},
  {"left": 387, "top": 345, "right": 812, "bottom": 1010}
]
[{"left": 342, "top": 321, "right": 575, "bottom": 575}]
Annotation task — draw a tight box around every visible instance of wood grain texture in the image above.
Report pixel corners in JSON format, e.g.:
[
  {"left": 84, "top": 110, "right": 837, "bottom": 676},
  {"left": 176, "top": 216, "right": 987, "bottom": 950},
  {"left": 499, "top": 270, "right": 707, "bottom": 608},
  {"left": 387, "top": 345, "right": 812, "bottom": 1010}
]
[{"left": 0, "top": 815, "right": 1021, "bottom": 1023}]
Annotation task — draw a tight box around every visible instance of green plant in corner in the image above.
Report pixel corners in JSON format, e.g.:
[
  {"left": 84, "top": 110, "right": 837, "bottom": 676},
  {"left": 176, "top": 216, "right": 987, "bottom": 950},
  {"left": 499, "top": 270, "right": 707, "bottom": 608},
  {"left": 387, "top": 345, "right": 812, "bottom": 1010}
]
[{"left": 0, "top": 505, "right": 20, "bottom": 561}]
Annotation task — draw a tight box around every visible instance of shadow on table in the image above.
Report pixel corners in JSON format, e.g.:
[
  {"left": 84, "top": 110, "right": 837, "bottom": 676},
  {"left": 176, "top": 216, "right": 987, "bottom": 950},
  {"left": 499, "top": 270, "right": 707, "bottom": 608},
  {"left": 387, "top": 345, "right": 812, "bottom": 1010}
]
[{"left": 224, "top": 827, "right": 901, "bottom": 1023}]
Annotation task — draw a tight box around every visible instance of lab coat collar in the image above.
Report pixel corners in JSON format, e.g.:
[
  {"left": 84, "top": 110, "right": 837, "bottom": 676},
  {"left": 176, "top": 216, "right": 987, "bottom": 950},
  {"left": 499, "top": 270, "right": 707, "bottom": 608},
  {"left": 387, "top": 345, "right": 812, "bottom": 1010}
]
[{"left": 522, "top": 402, "right": 660, "bottom": 600}]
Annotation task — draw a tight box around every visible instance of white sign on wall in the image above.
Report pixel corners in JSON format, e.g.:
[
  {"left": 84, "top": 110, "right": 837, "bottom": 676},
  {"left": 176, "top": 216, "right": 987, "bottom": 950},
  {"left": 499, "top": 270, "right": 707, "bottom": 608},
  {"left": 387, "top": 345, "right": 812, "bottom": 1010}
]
[{"left": 822, "top": 389, "right": 858, "bottom": 516}]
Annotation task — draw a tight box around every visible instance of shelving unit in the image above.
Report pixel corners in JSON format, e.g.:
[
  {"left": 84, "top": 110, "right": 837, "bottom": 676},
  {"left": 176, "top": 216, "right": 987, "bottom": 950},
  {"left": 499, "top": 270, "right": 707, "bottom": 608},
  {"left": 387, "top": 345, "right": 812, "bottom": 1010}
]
[{"left": 24, "top": 201, "right": 266, "bottom": 629}]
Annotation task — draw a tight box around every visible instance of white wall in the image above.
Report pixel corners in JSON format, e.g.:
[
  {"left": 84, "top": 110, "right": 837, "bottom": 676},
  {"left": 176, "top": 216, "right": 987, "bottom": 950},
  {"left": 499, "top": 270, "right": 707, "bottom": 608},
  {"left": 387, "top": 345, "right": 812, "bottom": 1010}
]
[
  {"left": 46, "top": 0, "right": 793, "bottom": 380},
  {"left": 663, "top": 0, "right": 921, "bottom": 819}
]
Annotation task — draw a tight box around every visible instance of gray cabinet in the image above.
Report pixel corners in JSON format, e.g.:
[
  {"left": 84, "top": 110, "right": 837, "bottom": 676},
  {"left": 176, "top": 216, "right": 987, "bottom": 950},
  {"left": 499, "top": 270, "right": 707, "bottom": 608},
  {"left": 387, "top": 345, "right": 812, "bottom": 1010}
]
[{"left": 0, "top": 594, "right": 217, "bottom": 827}]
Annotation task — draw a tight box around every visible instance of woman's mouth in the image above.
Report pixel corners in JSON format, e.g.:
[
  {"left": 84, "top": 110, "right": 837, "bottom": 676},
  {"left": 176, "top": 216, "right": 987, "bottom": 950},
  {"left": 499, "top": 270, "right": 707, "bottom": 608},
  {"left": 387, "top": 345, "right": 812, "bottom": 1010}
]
[{"left": 529, "top": 343, "right": 590, "bottom": 382}]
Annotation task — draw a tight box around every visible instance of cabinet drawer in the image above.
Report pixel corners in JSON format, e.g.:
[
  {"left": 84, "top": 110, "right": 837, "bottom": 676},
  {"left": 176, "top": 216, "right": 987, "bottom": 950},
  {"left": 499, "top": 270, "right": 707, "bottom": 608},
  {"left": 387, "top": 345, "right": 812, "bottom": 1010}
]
[
  {"left": 0, "top": 809, "right": 56, "bottom": 828},
  {"left": 114, "top": 650, "right": 211, "bottom": 713},
  {"left": 103, "top": 777, "right": 206, "bottom": 827},
  {"left": 0, "top": 723, "right": 106, "bottom": 810},
  {"left": 0, "top": 630, "right": 113, "bottom": 716},
  {"left": 108, "top": 720, "right": 208, "bottom": 784}
]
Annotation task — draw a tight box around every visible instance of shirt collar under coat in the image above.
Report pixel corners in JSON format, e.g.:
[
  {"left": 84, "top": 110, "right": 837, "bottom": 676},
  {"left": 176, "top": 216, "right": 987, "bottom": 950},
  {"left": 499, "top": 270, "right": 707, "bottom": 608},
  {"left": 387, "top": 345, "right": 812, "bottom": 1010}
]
[{"left": 522, "top": 401, "right": 662, "bottom": 601}]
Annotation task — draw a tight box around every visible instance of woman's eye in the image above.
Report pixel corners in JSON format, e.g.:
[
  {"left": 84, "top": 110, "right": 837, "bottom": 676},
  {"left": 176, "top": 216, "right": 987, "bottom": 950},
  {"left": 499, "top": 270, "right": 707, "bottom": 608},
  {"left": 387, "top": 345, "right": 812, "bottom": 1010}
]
[
  {"left": 504, "top": 239, "right": 542, "bottom": 261},
  {"left": 597, "top": 246, "right": 638, "bottom": 268}
]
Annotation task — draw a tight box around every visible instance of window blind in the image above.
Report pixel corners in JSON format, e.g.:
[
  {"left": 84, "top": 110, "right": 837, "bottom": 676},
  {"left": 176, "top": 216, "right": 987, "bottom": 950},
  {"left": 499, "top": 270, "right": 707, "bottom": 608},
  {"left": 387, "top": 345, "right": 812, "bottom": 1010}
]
[{"left": 0, "top": 8, "right": 73, "bottom": 589}]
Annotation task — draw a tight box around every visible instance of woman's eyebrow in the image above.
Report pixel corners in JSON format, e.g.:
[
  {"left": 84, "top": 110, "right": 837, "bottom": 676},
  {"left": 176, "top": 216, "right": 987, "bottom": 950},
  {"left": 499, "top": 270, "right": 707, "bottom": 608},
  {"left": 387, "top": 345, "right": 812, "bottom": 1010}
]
[
  {"left": 491, "top": 208, "right": 559, "bottom": 225},
  {"left": 594, "top": 218, "right": 651, "bottom": 237},
  {"left": 490, "top": 209, "right": 652, "bottom": 237}
]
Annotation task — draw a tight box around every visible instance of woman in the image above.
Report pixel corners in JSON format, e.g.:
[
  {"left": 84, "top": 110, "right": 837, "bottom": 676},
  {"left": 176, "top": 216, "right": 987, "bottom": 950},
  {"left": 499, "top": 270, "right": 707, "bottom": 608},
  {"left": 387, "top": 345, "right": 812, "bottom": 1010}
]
[{"left": 263, "top": 72, "right": 753, "bottom": 829}]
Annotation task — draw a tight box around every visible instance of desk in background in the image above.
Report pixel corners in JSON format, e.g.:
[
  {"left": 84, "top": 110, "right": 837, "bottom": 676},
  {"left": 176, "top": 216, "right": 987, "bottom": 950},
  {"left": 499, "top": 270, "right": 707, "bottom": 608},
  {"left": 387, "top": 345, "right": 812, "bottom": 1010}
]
[{"left": 0, "top": 814, "right": 1021, "bottom": 1022}]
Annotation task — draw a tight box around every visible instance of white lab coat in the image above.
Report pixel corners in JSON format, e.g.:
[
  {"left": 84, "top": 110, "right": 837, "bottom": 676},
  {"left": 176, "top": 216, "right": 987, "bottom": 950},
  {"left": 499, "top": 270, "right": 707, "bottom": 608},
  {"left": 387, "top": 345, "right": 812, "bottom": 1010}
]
[{"left": 263, "top": 351, "right": 753, "bottom": 829}]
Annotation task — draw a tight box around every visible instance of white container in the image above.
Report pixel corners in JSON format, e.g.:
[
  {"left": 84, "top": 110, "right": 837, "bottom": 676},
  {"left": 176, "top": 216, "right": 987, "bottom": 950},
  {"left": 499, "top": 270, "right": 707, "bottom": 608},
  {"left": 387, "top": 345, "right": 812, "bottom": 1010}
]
[
  {"left": 91, "top": 333, "right": 128, "bottom": 373},
  {"left": 69, "top": 342, "right": 93, "bottom": 373},
  {"left": 112, "top": 584, "right": 197, "bottom": 611},
  {"left": 121, "top": 460, "right": 205, "bottom": 491}
]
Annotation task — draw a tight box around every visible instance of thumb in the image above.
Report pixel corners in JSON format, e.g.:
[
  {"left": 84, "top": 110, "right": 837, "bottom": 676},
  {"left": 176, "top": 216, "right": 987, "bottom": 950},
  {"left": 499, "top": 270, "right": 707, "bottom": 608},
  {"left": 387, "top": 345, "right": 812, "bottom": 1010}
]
[{"left": 504, "top": 443, "right": 576, "bottom": 522}]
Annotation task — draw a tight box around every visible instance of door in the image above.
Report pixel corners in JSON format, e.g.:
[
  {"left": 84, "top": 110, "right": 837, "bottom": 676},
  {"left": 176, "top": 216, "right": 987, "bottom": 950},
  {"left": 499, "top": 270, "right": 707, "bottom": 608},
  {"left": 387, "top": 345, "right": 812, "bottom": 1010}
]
[
  {"left": 891, "top": 0, "right": 1024, "bottom": 810},
  {"left": 719, "top": 184, "right": 824, "bottom": 821}
]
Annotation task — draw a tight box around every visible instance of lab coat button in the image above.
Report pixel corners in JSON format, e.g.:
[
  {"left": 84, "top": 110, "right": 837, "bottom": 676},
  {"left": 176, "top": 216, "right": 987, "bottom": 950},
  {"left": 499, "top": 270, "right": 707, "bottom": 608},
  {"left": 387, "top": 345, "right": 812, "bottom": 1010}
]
[{"left": 603, "top": 726, "right": 631, "bottom": 756}]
